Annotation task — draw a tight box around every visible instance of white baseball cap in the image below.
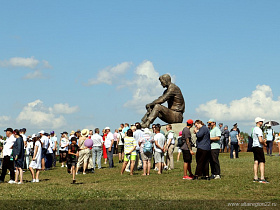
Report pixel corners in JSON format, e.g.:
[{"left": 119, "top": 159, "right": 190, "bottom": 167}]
[
  {"left": 38, "top": 130, "right": 45, "bottom": 134},
  {"left": 255, "top": 117, "right": 265, "bottom": 123},
  {"left": 104, "top": 127, "right": 110, "bottom": 130}
]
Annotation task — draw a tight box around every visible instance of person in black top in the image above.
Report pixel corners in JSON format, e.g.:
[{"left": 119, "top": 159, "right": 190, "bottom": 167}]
[{"left": 68, "top": 137, "right": 79, "bottom": 184}]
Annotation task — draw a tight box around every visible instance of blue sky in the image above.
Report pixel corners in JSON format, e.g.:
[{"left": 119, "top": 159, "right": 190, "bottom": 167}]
[{"left": 0, "top": 0, "right": 280, "bottom": 136}]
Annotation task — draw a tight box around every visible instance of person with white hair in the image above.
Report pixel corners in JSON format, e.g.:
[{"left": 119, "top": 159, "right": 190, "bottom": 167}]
[{"left": 139, "top": 128, "right": 154, "bottom": 176}]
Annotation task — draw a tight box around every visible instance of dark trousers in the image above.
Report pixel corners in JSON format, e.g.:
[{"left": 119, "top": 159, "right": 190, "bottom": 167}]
[
  {"left": 52, "top": 152, "right": 57, "bottom": 167},
  {"left": 266, "top": 141, "right": 273, "bottom": 155},
  {"left": 113, "top": 142, "right": 118, "bottom": 154},
  {"left": 106, "top": 148, "right": 114, "bottom": 168},
  {"left": 210, "top": 149, "right": 220, "bottom": 175},
  {"left": 195, "top": 148, "right": 210, "bottom": 177},
  {"left": 230, "top": 143, "right": 239, "bottom": 158},
  {"left": 0, "top": 156, "right": 15, "bottom": 181}
]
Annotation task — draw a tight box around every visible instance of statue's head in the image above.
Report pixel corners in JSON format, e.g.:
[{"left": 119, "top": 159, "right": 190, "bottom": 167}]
[{"left": 159, "top": 74, "right": 171, "bottom": 88}]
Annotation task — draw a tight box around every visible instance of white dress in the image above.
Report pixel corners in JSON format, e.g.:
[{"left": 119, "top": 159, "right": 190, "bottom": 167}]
[{"left": 29, "top": 141, "right": 42, "bottom": 169}]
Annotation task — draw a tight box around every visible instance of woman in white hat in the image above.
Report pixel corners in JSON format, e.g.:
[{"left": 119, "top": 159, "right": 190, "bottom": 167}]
[{"left": 76, "top": 129, "right": 90, "bottom": 175}]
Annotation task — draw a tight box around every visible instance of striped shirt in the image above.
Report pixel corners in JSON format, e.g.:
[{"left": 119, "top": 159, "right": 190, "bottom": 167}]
[{"left": 124, "top": 137, "right": 137, "bottom": 155}]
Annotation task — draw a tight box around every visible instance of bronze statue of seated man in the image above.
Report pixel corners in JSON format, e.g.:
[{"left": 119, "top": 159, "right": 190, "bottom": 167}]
[{"left": 141, "top": 74, "right": 185, "bottom": 128}]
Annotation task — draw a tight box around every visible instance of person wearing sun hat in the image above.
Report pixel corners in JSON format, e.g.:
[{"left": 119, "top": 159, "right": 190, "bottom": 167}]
[
  {"left": 252, "top": 117, "right": 269, "bottom": 184},
  {"left": 76, "top": 129, "right": 90, "bottom": 174}
]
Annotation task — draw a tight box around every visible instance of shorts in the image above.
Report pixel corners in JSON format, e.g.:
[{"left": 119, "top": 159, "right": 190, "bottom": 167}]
[
  {"left": 69, "top": 160, "right": 77, "bottom": 167},
  {"left": 124, "top": 154, "right": 136, "bottom": 162},
  {"left": 252, "top": 147, "right": 265, "bottom": 163},
  {"left": 154, "top": 151, "right": 164, "bottom": 163},
  {"left": 141, "top": 152, "right": 152, "bottom": 161},
  {"left": 182, "top": 150, "right": 192, "bottom": 163},
  {"left": 14, "top": 159, "right": 24, "bottom": 168},
  {"left": 42, "top": 148, "right": 47, "bottom": 159},
  {"left": 178, "top": 148, "right": 182, "bottom": 153},
  {"left": 118, "top": 145, "right": 124, "bottom": 153}
]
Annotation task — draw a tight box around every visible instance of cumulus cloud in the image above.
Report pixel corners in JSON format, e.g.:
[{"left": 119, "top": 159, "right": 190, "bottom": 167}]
[
  {"left": 123, "top": 61, "right": 163, "bottom": 114},
  {"left": 16, "top": 100, "right": 79, "bottom": 129},
  {"left": 86, "top": 62, "right": 132, "bottom": 86},
  {"left": 0, "top": 116, "right": 11, "bottom": 127},
  {"left": 196, "top": 85, "right": 280, "bottom": 122},
  {"left": 0, "top": 56, "right": 39, "bottom": 69},
  {"left": 0, "top": 56, "right": 52, "bottom": 79},
  {"left": 22, "top": 70, "right": 45, "bottom": 80},
  {"left": 51, "top": 103, "right": 79, "bottom": 114}
]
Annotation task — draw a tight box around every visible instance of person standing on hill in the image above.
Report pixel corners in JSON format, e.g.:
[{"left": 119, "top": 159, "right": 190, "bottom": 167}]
[
  {"left": 209, "top": 119, "right": 221, "bottom": 179},
  {"left": 181, "top": 119, "right": 195, "bottom": 180},
  {"left": 252, "top": 117, "right": 269, "bottom": 183},
  {"left": 265, "top": 125, "right": 274, "bottom": 156}
]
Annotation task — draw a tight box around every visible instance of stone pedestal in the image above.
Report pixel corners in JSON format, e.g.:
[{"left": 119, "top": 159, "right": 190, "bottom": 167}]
[{"left": 160, "top": 123, "right": 197, "bottom": 153}]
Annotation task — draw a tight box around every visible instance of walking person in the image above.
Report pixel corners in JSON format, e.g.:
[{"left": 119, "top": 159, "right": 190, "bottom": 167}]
[
  {"left": 102, "top": 129, "right": 108, "bottom": 164},
  {"left": 38, "top": 130, "right": 49, "bottom": 171},
  {"left": 29, "top": 136, "right": 42, "bottom": 183},
  {"left": 104, "top": 127, "right": 114, "bottom": 168},
  {"left": 252, "top": 117, "right": 269, "bottom": 183},
  {"left": 92, "top": 128, "right": 103, "bottom": 170},
  {"left": 0, "top": 128, "right": 16, "bottom": 184},
  {"left": 223, "top": 126, "right": 230, "bottom": 152},
  {"left": 133, "top": 123, "right": 144, "bottom": 170},
  {"left": 208, "top": 119, "right": 221, "bottom": 179},
  {"left": 265, "top": 125, "right": 274, "bottom": 156},
  {"left": 177, "top": 131, "right": 182, "bottom": 162},
  {"left": 68, "top": 137, "right": 79, "bottom": 184},
  {"left": 229, "top": 127, "right": 240, "bottom": 159},
  {"left": 193, "top": 120, "right": 211, "bottom": 180},
  {"left": 121, "top": 129, "right": 137, "bottom": 175}
]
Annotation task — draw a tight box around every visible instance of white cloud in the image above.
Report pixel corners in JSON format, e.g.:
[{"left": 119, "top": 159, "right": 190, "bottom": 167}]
[
  {"left": 86, "top": 62, "right": 132, "bottom": 86},
  {"left": 0, "top": 56, "right": 39, "bottom": 69},
  {"left": 0, "top": 56, "right": 52, "bottom": 80},
  {"left": 0, "top": 116, "right": 11, "bottom": 127},
  {"left": 123, "top": 61, "right": 163, "bottom": 114},
  {"left": 196, "top": 85, "right": 280, "bottom": 122},
  {"left": 22, "top": 70, "right": 45, "bottom": 79},
  {"left": 16, "top": 100, "right": 79, "bottom": 129},
  {"left": 51, "top": 103, "right": 79, "bottom": 114}
]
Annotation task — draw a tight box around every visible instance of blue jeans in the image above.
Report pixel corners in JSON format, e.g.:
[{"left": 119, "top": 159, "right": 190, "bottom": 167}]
[
  {"left": 230, "top": 143, "right": 239, "bottom": 159},
  {"left": 92, "top": 146, "right": 102, "bottom": 169},
  {"left": 106, "top": 148, "right": 114, "bottom": 168}
]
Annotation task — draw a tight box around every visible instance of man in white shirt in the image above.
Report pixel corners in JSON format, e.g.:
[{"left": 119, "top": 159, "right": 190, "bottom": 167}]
[
  {"left": 104, "top": 127, "right": 114, "bottom": 168},
  {"left": 39, "top": 130, "right": 49, "bottom": 170},
  {"left": 20, "top": 128, "right": 28, "bottom": 169},
  {"left": 252, "top": 117, "right": 268, "bottom": 183},
  {"left": 117, "top": 128, "right": 125, "bottom": 163},
  {"left": 92, "top": 128, "right": 103, "bottom": 169},
  {"left": 154, "top": 125, "right": 166, "bottom": 174},
  {"left": 0, "top": 128, "right": 16, "bottom": 183},
  {"left": 50, "top": 131, "right": 57, "bottom": 167},
  {"left": 133, "top": 123, "right": 144, "bottom": 170}
]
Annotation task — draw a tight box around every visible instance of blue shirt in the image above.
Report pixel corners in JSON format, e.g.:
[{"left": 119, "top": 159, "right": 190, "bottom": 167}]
[
  {"left": 196, "top": 125, "right": 211, "bottom": 151},
  {"left": 229, "top": 130, "right": 238, "bottom": 143}
]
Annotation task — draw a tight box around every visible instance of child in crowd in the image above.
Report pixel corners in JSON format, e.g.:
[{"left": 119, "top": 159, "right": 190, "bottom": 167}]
[
  {"left": 68, "top": 137, "right": 79, "bottom": 184},
  {"left": 29, "top": 136, "right": 42, "bottom": 183}
]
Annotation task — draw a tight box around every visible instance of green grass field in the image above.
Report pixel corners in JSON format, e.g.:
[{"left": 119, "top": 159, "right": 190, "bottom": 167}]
[{"left": 0, "top": 152, "right": 279, "bottom": 209}]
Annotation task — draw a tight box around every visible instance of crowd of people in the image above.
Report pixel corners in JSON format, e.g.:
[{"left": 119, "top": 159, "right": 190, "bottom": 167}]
[{"left": 0, "top": 117, "right": 275, "bottom": 184}]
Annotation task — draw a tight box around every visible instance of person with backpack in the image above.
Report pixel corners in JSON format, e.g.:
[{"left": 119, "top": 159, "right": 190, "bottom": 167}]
[
  {"left": 165, "top": 124, "right": 176, "bottom": 170},
  {"left": 117, "top": 127, "right": 125, "bottom": 163},
  {"left": 139, "top": 128, "right": 155, "bottom": 176}
]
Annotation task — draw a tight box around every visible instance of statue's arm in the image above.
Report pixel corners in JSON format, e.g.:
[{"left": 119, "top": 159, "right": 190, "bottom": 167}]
[{"left": 147, "top": 89, "right": 173, "bottom": 108}]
